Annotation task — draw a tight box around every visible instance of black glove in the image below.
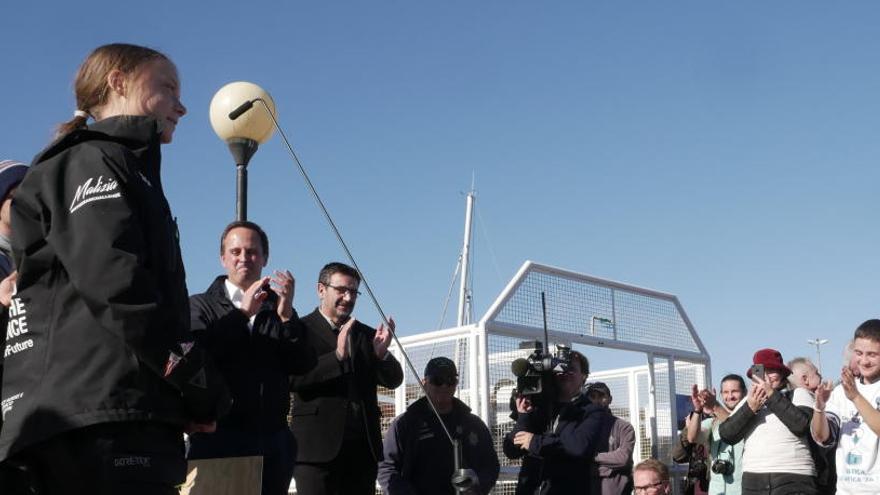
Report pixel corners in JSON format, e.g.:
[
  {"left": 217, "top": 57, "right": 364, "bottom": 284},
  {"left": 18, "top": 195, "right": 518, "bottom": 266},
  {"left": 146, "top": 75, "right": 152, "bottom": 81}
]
[{"left": 162, "top": 342, "right": 232, "bottom": 422}]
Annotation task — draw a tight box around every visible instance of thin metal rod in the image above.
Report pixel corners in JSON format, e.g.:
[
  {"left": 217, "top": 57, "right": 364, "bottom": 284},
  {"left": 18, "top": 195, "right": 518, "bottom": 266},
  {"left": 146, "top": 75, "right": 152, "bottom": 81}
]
[{"left": 253, "top": 99, "right": 455, "bottom": 445}]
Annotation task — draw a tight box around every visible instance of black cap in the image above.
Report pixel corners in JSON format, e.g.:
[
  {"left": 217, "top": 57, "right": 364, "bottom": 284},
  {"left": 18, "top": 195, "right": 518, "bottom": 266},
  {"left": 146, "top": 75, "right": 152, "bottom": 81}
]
[
  {"left": 424, "top": 357, "right": 458, "bottom": 378},
  {"left": 586, "top": 382, "right": 611, "bottom": 398}
]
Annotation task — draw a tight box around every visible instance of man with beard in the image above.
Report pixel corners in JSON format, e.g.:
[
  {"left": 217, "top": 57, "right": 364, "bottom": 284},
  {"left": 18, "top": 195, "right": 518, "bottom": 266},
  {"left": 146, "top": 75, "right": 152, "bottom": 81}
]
[
  {"left": 686, "top": 375, "right": 747, "bottom": 495},
  {"left": 290, "top": 262, "right": 404, "bottom": 495}
]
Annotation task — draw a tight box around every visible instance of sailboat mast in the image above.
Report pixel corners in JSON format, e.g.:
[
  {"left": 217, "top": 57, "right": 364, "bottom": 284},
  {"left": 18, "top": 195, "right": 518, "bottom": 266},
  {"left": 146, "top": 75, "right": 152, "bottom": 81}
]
[{"left": 457, "top": 185, "right": 475, "bottom": 326}]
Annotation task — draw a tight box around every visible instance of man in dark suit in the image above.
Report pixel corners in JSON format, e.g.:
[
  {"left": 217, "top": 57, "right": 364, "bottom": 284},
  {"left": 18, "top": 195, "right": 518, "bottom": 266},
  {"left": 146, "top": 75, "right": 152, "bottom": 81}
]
[
  {"left": 291, "top": 262, "right": 404, "bottom": 495},
  {"left": 188, "top": 221, "right": 316, "bottom": 495}
]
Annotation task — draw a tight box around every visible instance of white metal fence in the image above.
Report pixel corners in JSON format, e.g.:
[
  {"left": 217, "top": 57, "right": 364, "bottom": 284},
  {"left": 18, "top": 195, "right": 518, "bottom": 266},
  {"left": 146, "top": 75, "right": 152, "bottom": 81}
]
[{"left": 384, "top": 260, "right": 712, "bottom": 495}]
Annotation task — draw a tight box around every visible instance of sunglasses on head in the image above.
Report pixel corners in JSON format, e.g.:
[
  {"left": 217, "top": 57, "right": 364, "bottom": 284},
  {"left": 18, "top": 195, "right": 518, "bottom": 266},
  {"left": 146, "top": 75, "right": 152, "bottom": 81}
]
[{"left": 428, "top": 376, "right": 458, "bottom": 387}]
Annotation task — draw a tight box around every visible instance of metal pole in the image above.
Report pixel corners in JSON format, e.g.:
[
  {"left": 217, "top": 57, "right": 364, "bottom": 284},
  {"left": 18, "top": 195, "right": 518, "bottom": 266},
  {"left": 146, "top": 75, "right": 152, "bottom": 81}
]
[
  {"left": 236, "top": 163, "right": 248, "bottom": 221},
  {"left": 457, "top": 189, "right": 475, "bottom": 326},
  {"left": 807, "top": 338, "right": 829, "bottom": 374},
  {"left": 227, "top": 137, "right": 259, "bottom": 222}
]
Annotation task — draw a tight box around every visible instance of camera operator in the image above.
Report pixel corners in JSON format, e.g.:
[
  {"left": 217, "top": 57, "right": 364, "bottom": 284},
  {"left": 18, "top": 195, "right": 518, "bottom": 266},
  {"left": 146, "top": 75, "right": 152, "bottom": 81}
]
[
  {"left": 686, "top": 376, "right": 746, "bottom": 495},
  {"left": 719, "top": 349, "right": 817, "bottom": 495},
  {"left": 502, "top": 350, "right": 611, "bottom": 495}
]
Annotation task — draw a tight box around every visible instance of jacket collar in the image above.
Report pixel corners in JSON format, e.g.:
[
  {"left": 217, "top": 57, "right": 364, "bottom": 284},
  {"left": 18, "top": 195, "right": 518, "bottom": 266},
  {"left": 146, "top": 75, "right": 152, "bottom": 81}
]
[
  {"left": 89, "top": 116, "right": 163, "bottom": 181},
  {"left": 306, "top": 308, "right": 345, "bottom": 348},
  {"left": 34, "top": 116, "right": 164, "bottom": 185},
  {"left": 407, "top": 395, "right": 470, "bottom": 416},
  {"left": 87, "top": 115, "right": 163, "bottom": 147}
]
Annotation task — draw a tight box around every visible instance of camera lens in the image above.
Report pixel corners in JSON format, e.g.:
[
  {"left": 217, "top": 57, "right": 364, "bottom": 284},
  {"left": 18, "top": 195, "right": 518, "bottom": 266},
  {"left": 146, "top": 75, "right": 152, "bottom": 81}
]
[{"left": 711, "top": 459, "right": 733, "bottom": 475}]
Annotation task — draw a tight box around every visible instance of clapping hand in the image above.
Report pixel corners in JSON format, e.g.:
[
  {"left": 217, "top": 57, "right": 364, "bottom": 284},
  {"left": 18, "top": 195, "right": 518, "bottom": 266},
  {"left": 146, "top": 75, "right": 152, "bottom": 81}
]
[
  {"left": 270, "top": 270, "right": 295, "bottom": 322},
  {"left": 373, "top": 317, "right": 394, "bottom": 359},
  {"left": 815, "top": 380, "right": 833, "bottom": 410},
  {"left": 842, "top": 366, "right": 860, "bottom": 401}
]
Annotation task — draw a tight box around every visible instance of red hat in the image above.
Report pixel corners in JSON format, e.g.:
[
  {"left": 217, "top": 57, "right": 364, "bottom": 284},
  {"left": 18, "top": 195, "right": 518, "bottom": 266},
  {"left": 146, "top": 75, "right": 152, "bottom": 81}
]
[{"left": 748, "top": 348, "right": 792, "bottom": 378}]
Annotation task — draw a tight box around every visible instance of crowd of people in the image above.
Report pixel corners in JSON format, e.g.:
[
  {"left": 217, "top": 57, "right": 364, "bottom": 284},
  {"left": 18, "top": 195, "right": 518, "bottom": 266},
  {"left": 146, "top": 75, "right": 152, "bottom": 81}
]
[
  {"left": 0, "top": 42, "right": 878, "bottom": 495},
  {"left": 665, "top": 327, "right": 880, "bottom": 495}
]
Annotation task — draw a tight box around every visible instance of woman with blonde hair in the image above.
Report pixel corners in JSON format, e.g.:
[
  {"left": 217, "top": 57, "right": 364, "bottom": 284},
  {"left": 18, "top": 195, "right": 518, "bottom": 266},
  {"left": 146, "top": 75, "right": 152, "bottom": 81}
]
[{"left": 0, "top": 43, "right": 229, "bottom": 495}]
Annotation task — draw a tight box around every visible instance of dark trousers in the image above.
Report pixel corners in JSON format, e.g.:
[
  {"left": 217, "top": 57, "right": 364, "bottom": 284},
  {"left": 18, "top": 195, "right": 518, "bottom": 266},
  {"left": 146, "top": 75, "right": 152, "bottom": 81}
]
[
  {"left": 1, "top": 421, "right": 185, "bottom": 495},
  {"left": 742, "top": 472, "right": 819, "bottom": 495},
  {"left": 293, "top": 437, "right": 378, "bottom": 495},
  {"left": 187, "top": 428, "right": 296, "bottom": 495}
]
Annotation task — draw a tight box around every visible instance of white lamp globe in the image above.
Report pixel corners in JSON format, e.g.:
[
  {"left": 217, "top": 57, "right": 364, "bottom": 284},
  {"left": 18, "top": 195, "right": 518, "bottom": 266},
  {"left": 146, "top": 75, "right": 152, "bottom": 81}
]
[{"left": 209, "top": 81, "right": 277, "bottom": 144}]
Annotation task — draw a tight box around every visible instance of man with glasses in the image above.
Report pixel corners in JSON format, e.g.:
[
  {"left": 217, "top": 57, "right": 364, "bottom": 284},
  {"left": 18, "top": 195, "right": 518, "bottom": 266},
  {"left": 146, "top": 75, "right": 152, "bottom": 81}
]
[
  {"left": 291, "top": 262, "right": 404, "bottom": 495},
  {"left": 633, "top": 459, "right": 671, "bottom": 495},
  {"left": 378, "top": 357, "right": 500, "bottom": 494}
]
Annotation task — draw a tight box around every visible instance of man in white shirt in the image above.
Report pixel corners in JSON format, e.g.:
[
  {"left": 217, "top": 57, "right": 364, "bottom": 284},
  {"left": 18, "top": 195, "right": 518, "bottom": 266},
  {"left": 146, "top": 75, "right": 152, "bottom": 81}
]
[
  {"left": 188, "top": 221, "right": 316, "bottom": 495},
  {"left": 812, "top": 319, "right": 880, "bottom": 495}
]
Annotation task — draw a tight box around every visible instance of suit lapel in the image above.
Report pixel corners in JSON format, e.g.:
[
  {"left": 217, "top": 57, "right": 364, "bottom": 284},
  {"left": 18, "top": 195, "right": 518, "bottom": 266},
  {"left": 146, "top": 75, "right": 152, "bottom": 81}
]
[{"left": 305, "top": 308, "right": 339, "bottom": 350}]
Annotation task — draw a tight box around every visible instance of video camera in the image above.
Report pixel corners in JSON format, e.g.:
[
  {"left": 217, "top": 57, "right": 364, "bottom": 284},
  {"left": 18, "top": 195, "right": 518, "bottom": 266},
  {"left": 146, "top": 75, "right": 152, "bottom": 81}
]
[{"left": 510, "top": 340, "right": 571, "bottom": 412}]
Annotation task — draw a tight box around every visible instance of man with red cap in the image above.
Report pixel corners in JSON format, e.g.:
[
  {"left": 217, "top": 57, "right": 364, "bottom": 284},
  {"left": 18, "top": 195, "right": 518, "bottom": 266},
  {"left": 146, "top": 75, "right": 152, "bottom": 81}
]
[{"left": 719, "top": 349, "right": 818, "bottom": 494}]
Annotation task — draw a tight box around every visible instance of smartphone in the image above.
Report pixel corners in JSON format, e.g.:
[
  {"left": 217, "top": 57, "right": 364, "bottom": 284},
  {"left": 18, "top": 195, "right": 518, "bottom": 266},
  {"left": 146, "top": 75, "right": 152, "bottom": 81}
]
[
  {"left": 750, "top": 364, "right": 765, "bottom": 379},
  {"left": 254, "top": 283, "right": 270, "bottom": 300}
]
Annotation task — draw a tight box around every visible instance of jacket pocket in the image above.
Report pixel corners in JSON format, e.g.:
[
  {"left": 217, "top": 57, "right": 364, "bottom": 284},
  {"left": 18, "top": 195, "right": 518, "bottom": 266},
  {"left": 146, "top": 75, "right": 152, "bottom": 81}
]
[{"left": 291, "top": 403, "right": 319, "bottom": 417}]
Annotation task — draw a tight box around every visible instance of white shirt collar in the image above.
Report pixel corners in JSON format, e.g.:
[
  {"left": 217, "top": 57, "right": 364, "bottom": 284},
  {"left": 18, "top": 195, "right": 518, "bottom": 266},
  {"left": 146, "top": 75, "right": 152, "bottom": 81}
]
[{"left": 224, "top": 279, "right": 245, "bottom": 309}]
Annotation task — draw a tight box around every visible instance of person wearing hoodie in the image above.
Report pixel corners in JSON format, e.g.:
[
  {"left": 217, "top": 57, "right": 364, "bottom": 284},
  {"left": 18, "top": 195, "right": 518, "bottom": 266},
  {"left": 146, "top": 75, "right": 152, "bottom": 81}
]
[
  {"left": 0, "top": 43, "right": 229, "bottom": 495},
  {"left": 378, "top": 357, "right": 499, "bottom": 495}
]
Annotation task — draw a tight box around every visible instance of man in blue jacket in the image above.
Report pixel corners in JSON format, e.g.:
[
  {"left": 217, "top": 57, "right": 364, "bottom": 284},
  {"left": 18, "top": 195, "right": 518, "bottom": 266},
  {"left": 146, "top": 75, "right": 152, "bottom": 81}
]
[{"left": 378, "top": 357, "right": 500, "bottom": 494}]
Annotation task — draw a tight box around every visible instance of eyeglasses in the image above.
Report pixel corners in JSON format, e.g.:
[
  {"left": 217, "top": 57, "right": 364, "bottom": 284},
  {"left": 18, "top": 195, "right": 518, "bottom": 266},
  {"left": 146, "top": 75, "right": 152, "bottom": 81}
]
[
  {"left": 428, "top": 376, "right": 458, "bottom": 387},
  {"left": 323, "top": 283, "right": 361, "bottom": 297},
  {"left": 634, "top": 480, "right": 667, "bottom": 494}
]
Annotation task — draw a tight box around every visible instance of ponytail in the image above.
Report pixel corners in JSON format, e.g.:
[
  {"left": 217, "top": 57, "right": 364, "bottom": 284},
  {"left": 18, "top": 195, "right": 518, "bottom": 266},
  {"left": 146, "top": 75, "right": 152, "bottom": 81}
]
[{"left": 56, "top": 113, "right": 89, "bottom": 137}]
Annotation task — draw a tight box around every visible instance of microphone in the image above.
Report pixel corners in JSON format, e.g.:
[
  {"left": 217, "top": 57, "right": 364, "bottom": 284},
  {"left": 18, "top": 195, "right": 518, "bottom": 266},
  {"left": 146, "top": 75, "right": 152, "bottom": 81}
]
[
  {"left": 228, "top": 99, "right": 255, "bottom": 120},
  {"left": 511, "top": 358, "right": 530, "bottom": 377}
]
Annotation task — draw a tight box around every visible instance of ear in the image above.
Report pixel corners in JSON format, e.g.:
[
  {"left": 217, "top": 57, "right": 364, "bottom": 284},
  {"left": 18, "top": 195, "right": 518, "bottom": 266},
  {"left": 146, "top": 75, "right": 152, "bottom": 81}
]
[
  {"left": 106, "top": 69, "right": 127, "bottom": 97},
  {"left": 317, "top": 282, "right": 325, "bottom": 297}
]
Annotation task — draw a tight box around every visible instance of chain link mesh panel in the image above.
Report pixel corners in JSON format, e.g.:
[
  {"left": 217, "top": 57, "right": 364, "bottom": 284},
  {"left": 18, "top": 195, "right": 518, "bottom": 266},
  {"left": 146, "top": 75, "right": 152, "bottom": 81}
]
[
  {"left": 392, "top": 335, "right": 473, "bottom": 409},
  {"left": 493, "top": 269, "right": 700, "bottom": 354},
  {"left": 652, "top": 357, "right": 674, "bottom": 464}
]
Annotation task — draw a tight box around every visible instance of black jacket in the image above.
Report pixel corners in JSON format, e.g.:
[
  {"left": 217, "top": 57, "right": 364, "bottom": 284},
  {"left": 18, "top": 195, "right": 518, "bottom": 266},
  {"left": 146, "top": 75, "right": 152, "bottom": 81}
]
[
  {"left": 189, "top": 275, "right": 316, "bottom": 433},
  {"left": 0, "top": 116, "right": 228, "bottom": 461},
  {"left": 290, "top": 308, "right": 404, "bottom": 463},
  {"left": 503, "top": 393, "right": 611, "bottom": 495},
  {"left": 718, "top": 387, "right": 812, "bottom": 445},
  {"left": 378, "top": 396, "right": 500, "bottom": 495}
]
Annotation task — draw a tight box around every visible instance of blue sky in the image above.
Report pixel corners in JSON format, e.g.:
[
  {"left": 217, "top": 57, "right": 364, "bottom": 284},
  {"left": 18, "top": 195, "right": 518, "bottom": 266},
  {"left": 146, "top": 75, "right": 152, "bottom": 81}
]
[{"left": 3, "top": 1, "right": 879, "bottom": 384}]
